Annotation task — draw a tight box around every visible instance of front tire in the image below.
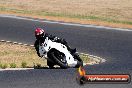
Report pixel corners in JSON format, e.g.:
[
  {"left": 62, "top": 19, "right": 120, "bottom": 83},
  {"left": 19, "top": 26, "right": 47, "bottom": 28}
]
[
  {"left": 48, "top": 49, "right": 69, "bottom": 69},
  {"left": 47, "top": 60, "right": 55, "bottom": 69}
]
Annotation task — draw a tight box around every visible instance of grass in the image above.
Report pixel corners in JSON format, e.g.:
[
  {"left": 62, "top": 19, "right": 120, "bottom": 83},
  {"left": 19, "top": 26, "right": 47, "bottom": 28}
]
[
  {"left": 0, "top": 42, "right": 47, "bottom": 68},
  {"left": 0, "top": 6, "right": 132, "bottom": 26},
  {"left": 43, "top": 12, "right": 132, "bottom": 25},
  {"left": 0, "top": 42, "right": 92, "bottom": 68},
  {"left": 21, "top": 61, "right": 27, "bottom": 68},
  {"left": 0, "top": 63, "right": 8, "bottom": 69},
  {"left": 10, "top": 63, "right": 17, "bottom": 68},
  {"left": 0, "top": 0, "right": 132, "bottom": 27}
]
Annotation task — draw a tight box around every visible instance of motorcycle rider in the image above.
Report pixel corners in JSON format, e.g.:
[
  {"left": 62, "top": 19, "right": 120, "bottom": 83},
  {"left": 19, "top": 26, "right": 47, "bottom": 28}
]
[{"left": 34, "top": 28, "right": 76, "bottom": 68}]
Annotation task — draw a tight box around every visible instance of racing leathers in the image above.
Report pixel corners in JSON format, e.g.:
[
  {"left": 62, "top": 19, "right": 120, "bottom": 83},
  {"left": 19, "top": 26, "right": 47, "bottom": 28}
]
[{"left": 34, "top": 33, "right": 76, "bottom": 57}]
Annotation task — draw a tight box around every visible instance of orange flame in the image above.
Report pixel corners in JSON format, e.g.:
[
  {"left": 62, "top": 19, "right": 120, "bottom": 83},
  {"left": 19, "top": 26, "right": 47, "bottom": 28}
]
[{"left": 78, "top": 66, "right": 86, "bottom": 76}]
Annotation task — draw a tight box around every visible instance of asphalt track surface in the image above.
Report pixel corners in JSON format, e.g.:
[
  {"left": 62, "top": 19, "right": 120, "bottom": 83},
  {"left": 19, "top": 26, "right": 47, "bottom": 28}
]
[{"left": 0, "top": 15, "right": 132, "bottom": 88}]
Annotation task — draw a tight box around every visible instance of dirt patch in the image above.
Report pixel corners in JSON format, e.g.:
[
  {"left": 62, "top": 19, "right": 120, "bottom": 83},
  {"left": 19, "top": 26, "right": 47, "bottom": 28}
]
[
  {"left": 0, "top": 0, "right": 132, "bottom": 21},
  {"left": 0, "top": 42, "right": 46, "bottom": 67},
  {"left": 0, "top": 0, "right": 132, "bottom": 29},
  {"left": 0, "top": 11, "right": 132, "bottom": 29}
]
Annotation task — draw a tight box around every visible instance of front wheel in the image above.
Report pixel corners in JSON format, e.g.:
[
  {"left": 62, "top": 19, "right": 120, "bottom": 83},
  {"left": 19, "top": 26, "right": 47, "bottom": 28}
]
[
  {"left": 47, "top": 49, "right": 69, "bottom": 69},
  {"left": 47, "top": 60, "right": 55, "bottom": 69}
]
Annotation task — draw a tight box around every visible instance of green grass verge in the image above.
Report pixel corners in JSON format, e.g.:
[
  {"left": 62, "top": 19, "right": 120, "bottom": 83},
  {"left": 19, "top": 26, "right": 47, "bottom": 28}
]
[
  {"left": 0, "top": 6, "right": 132, "bottom": 25},
  {"left": 44, "top": 12, "right": 132, "bottom": 25},
  {"left": 0, "top": 42, "right": 47, "bottom": 68},
  {"left": 0, "top": 42, "right": 91, "bottom": 69}
]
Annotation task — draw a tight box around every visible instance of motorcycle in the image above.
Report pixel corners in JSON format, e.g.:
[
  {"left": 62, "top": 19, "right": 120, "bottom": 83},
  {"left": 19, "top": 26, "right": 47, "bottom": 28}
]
[{"left": 38, "top": 37, "right": 83, "bottom": 68}]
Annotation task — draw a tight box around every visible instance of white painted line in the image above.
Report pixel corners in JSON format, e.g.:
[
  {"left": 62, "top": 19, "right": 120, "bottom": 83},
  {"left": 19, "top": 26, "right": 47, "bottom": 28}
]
[
  {"left": 30, "top": 45, "right": 34, "bottom": 47},
  {"left": 23, "top": 44, "right": 28, "bottom": 46},
  {"left": 18, "top": 43, "right": 23, "bottom": 45},
  {"left": 6, "top": 41, "right": 12, "bottom": 43},
  {"left": 0, "top": 68, "right": 34, "bottom": 71},
  {"left": 13, "top": 42, "right": 18, "bottom": 44},
  {"left": 0, "top": 14, "right": 131, "bottom": 31},
  {"left": 0, "top": 40, "right": 6, "bottom": 42}
]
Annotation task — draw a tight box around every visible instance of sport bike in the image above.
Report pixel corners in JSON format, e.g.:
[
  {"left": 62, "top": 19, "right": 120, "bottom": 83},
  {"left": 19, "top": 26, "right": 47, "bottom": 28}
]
[{"left": 39, "top": 37, "right": 83, "bottom": 68}]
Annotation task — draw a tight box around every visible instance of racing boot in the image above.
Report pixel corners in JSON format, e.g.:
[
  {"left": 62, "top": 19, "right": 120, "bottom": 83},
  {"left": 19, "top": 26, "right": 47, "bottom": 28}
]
[
  {"left": 63, "top": 43, "right": 76, "bottom": 54},
  {"left": 70, "top": 48, "right": 76, "bottom": 54},
  {"left": 67, "top": 46, "right": 76, "bottom": 54}
]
